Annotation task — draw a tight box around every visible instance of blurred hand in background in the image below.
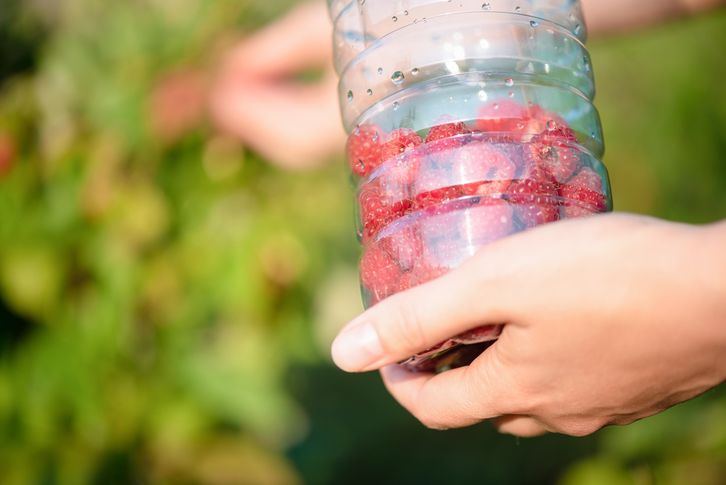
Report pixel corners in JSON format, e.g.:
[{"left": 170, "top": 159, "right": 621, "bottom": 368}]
[{"left": 210, "top": 1, "right": 345, "bottom": 170}]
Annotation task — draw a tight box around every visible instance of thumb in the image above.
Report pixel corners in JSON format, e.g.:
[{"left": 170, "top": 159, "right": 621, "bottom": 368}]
[{"left": 331, "top": 260, "right": 512, "bottom": 373}]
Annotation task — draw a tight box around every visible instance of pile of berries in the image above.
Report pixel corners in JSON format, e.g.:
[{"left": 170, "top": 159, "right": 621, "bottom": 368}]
[{"left": 347, "top": 101, "right": 610, "bottom": 371}]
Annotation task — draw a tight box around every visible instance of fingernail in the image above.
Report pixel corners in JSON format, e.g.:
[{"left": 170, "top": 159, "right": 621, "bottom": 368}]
[{"left": 331, "top": 321, "right": 383, "bottom": 372}]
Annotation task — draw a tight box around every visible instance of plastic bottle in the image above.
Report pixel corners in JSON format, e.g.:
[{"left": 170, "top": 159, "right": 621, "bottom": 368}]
[{"left": 329, "top": 0, "right": 612, "bottom": 372}]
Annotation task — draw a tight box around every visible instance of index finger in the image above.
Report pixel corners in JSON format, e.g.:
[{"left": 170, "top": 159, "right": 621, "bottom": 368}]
[{"left": 379, "top": 342, "right": 517, "bottom": 429}]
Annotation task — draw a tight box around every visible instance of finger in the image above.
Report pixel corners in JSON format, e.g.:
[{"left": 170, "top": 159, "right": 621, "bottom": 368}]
[
  {"left": 331, "top": 259, "right": 515, "bottom": 372},
  {"left": 210, "top": 73, "right": 345, "bottom": 169},
  {"left": 380, "top": 361, "right": 510, "bottom": 430},
  {"left": 494, "top": 415, "right": 549, "bottom": 438},
  {"left": 219, "top": 1, "right": 332, "bottom": 80}
]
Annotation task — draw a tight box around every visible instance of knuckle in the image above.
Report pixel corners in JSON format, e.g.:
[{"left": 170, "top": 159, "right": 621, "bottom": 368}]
[
  {"left": 472, "top": 354, "right": 536, "bottom": 417},
  {"left": 415, "top": 409, "right": 449, "bottom": 431},
  {"left": 559, "top": 419, "right": 603, "bottom": 437}
]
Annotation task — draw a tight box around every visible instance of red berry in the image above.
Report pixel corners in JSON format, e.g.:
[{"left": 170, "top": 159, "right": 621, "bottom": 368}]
[
  {"left": 380, "top": 225, "right": 423, "bottom": 272},
  {"left": 530, "top": 140, "right": 582, "bottom": 184},
  {"left": 359, "top": 183, "right": 394, "bottom": 240},
  {"left": 465, "top": 199, "right": 516, "bottom": 244},
  {"left": 414, "top": 141, "right": 516, "bottom": 209},
  {"left": 531, "top": 106, "right": 578, "bottom": 143},
  {"left": 360, "top": 245, "right": 400, "bottom": 303},
  {"left": 383, "top": 147, "right": 423, "bottom": 188},
  {"left": 380, "top": 128, "right": 423, "bottom": 165},
  {"left": 359, "top": 164, "right": 417, "bottom": 241},
  {"left": 561, "top": 167, "right": 608, "bottom": 218},
  {"left": 414, "top": 184, "right": 462, "bottom": 210},
  {"left": 453, "top": 141, "right": 517, "bottom": 197},
  {"left": 426, "top": 121, "right": 470, "bottom": 142},
  {"left": 476, "top": 100, "right": 544, "bottom": 139},
  {"left": 347, "top": 124, "right": 383, "bottom": 177},
  {"left": 508, "top": 164, "right": 560, "bottom": 228},
  {"left": 407, "top": 262, "right": 450, "bottom": 289}
]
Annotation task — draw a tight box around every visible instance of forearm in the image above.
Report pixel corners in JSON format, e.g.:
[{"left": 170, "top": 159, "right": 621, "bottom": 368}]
[{"left": 583, "top": 0, "right": 726, "bottom": 36}]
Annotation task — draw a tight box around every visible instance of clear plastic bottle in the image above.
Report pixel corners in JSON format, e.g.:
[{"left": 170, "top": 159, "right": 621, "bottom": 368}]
[{"left": 329, "top": 0, "right": 613, "bottom": 372}]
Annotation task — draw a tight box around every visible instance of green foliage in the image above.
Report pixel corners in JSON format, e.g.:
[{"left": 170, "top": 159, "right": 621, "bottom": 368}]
[
  {"left": 0, "top": 1, "right": 724, "bottom": 484},
  {"left": 0, "top": 0, "right": 348, "bottom": 482}
]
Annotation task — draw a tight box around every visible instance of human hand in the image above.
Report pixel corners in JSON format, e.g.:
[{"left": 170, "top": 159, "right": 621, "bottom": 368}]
[
  {"left": 210, "top": 1, "right": 345, "bottom": 170},
  {"left": 331, "top": 214, "right": 726, "bottom": 437}
]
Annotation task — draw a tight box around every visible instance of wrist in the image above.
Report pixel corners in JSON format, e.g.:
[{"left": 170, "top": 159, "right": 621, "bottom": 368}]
[{"left": 694, "top": 221, "right": 726, "bottom": 382}]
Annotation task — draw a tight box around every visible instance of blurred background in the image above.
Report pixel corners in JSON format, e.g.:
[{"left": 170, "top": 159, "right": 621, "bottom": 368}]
[{"left": 0, "top": 1, "right": 725, "bottom": 483}]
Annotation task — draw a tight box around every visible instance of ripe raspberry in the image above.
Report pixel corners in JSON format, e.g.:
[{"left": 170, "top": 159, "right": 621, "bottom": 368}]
[
  {"left": 507, "top": 164, "right": 560, "bottom": 228},
  {"left": 359, "top": 177, "right": 415, "bottom": 241},
  {"left": 561, "top": 167, "right": 608, "bottom": 218},
  {"left": 530, "top": 106, "right": 578, "bottom": 143},
  {"left": 347, "top": 124, "right": 383, "bottom": 177},
  {"left": 405, "top": 262, "right": 450, "bottom": 289},
  {"left": 425, "top": 121, "right": 471, "bottom": 156},
  {"left": 476, "top": 100, "right": 544, "bottom": 139},
  {"left": 464, "top": 199, "right": 516, "bottom": 244},
  {"left": 359, "top": 184, "right": 394, "bottom": 240},
  {"left": 360, "top": 245, "right": 400, "bottom": 303},
  {"left": 380, "top": 225, "right": 423, "bottom": 272},
  {"left": 453, "top": 141, "right": 517, "bottom": 197},
  {"left": 414, "top": 184, "right": 462, "bottom": 210},
  {"left": 380, "top": 128, "right": 423, "bottom": 165},
  {"left": 383, "top": 147, "right": 423, "bottom": 188},
  {"left": 530, "top": 139, "right": 582, "bottom": 184}
]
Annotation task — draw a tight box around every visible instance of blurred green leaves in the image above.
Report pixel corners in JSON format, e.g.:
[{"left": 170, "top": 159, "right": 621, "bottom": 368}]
[{"left": 0, "top": 0, "right": 347, "bottom": 483}]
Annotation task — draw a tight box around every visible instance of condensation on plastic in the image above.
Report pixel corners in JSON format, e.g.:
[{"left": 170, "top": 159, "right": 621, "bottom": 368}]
[
  {"left": 329, "top": 0, "right": 587, "bottom": 72},
  {"left": 337, "top": 12, "right": 594, "bottom": 130}
]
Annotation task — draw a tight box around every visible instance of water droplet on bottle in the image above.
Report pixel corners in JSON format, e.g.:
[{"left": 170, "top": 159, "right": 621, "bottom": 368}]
[
  {"left": 377, "top": 67, "right": 383, "bottom": 75},
  {"left": 392, "top": 16, "right": 398, "bottom": 22},
  {"left": 530, "top": 20, "right": 539, "bottom": 28},
  {"left": 403, "top": 10, "right": 409, "bottom": 15},
  {"left": 347, "top": 90, "right": 354, "bottom": 102},
  {"left": 574, "top": 23, "right": 582, "bottom": 35},
  {"left": 391, "top": 71, "right": 405, "bottom": 85},
  {"left": 411, "top": 67, "right": 420, "bottom": 76},
  {"left": 546, "top": 120, "right": 557, "bottom": 131},
  {"left": 393, "top": 101, "right": 400, "bottom": 111},
  {"left": 366, "top": 88, "right": 373, "bottom": 96},
  {"left": 505, "top": 78, "right": 514, "bottom": 87},
  {"left": 515, "top": 6, "right": 521, "bottom": 12},
  {"left": 481, "top": 2, "right": 490, "bottom": 9}
]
